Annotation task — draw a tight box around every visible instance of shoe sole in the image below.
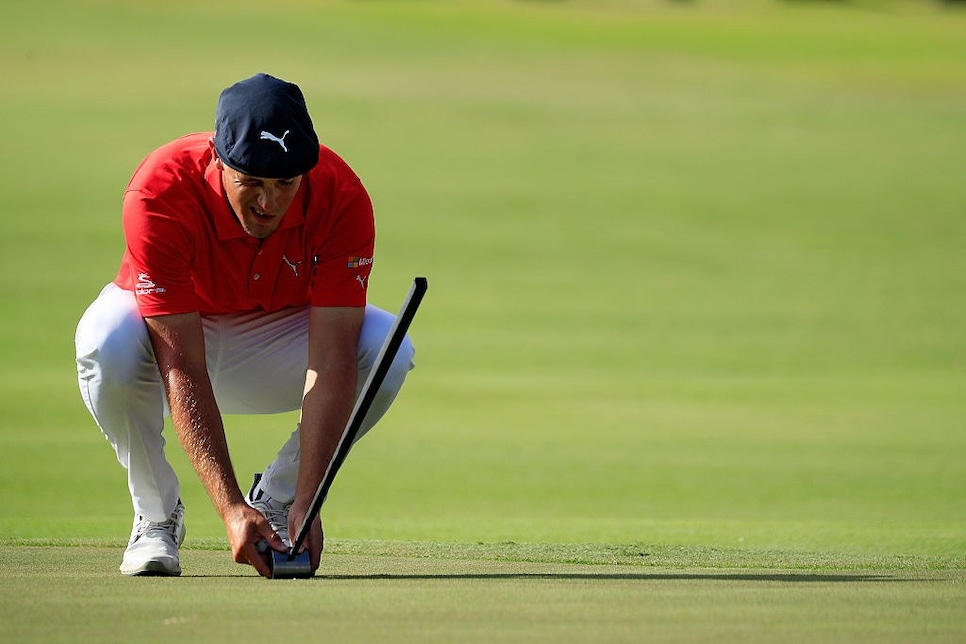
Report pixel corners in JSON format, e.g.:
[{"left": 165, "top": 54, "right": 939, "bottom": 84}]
[{"left": 121, "top": 561, "right": 182, "bottom": 577}]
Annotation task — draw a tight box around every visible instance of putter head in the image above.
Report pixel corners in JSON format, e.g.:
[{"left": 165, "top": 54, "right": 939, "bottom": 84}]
[
  {"left": 256, "top": 540, "right": 315, "bottom": 579},
  {"left": 269, "top": 549, "right": 314, "bottom": 579}
]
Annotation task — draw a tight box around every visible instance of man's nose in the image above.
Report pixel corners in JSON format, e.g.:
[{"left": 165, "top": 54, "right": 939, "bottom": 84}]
[{"left": 258, "top": 187, "right": 277, "bottom": 211}]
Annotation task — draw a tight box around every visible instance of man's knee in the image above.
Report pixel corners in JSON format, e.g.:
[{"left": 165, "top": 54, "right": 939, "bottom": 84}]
[
  {"left": 76, "top": 287, "right": 155, "bottom": 386},
  {"left": 358, "top": 305, "right": 416, "bottom": 382}
]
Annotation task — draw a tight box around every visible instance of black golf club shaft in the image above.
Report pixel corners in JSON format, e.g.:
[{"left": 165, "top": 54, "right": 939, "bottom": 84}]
[{"left": 287, "top": 277, "right": 428, "bottom": 558}]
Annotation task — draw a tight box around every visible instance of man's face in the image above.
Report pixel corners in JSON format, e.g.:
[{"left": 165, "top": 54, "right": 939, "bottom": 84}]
[{"left": 216, "top": 157, "right": 302, "bottom": 239}]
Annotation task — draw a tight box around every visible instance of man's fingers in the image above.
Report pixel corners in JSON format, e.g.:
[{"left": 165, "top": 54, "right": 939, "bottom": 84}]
[
  {"left": 287, "top": 511, "right": 306, "bottom": 551},
  {"left": 248, "top": 509, "right": 288, "bottom": 554},
  {"left": 226, "top": 504, "right": 290, "bottom": 577},
  {"left": 255, "top": 537, "right": 286, "bottom": 555},
  {"left": 262, "top": 529, "right": 289, "bottom": 554},
  {"left": 231, "top": 541, "right": 272, "bottom": 578},
  {"left": 245, "top": 543, "right": 274, "bottom": 578},
  {"left": 308, "top": 518, "right": 323, "bottom": 571},
  {"left": 286, "top": 508, "right": 321, "bottom": 571}
]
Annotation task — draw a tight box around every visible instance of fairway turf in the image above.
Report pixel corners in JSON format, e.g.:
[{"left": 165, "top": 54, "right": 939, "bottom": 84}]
[
  {"left": 1, "top": 543, "right": 964, "bottom": 642},
  {"left": 2, "top": 0, "right": 965, "bottom": 641}
]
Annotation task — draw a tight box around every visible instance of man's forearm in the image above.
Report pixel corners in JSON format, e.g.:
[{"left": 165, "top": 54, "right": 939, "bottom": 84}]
[
  {"left": 294, "top": 305, "right": 365, "bottom": 509},
  {"left": 166, "top": 372, "right": 246, "bottom": 516},
  {"left": 145, "top": 313, "right": 245, "bottom": 518},
  {"left": 295, "top": 364, "right": 357, "bottom": 508}
]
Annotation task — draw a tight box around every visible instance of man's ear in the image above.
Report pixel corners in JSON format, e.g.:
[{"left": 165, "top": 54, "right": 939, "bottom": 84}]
[{"left": 209, "top": 138, "right": 223, "bottom": 170}]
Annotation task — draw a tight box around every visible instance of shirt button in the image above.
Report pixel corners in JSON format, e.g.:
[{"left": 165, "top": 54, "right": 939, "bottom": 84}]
[{"left": 253, "top": 273, "right": 261, "bottom": 281}]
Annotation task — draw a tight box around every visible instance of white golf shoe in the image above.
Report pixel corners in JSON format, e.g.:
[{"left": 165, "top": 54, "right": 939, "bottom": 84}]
[
  {"left": 119, "top": 501, "right": 186, "bottom": 576},
  {"left": 247, "top": 473, "right": 291, "bottom": 546}
]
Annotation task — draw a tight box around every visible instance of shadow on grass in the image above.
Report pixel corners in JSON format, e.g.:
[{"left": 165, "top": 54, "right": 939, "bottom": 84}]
[
  {"left": 318, "top": 572, "right": 912, "bottom": 583},
  {"left": 179, "top": 572, "right": 915, "bottom": 583}
]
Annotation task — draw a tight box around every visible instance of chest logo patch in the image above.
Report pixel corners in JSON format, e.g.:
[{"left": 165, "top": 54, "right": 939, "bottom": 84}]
[{"left": 282, "top": 254, "right": 303, "bottom": 277}]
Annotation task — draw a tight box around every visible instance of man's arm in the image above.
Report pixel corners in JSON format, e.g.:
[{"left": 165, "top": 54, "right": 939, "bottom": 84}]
[
  {"left": 288, "top": 306, "right": 365, "bottom": 570},
  {"left": 144, "top": 312, "right": 286, "bottom": 577}
]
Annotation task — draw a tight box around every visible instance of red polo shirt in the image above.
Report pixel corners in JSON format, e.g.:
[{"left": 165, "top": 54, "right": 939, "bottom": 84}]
[{"left": 114, "top": 133, "right": 374, "bottom": 317}]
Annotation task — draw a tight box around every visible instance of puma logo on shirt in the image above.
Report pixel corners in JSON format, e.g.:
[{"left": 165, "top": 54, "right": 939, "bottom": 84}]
[{"left": 282, "top": 254, "right": 303, "bottom": 277}]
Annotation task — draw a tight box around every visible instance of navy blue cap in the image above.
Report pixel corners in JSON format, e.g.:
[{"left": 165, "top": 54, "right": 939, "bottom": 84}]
[{"left": 214, "top": 73, "right": 319, "bottom": 179}]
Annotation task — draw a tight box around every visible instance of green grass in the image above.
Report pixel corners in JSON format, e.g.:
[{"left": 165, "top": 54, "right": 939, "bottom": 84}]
[
  {"left": 1, "top": 0, "right": 965, "bottom": 640},
  {"left": 2, "top": 544, "right": 964, "bottom": 642}
]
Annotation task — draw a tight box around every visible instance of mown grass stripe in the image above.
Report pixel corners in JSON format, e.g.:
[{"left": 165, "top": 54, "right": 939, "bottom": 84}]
[{"left": 4, "top": 539, "right": 962, "bottom": 571}]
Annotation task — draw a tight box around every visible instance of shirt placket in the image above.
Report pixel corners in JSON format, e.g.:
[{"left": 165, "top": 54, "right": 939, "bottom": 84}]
[{"left": 248, "top": 242, "right": 278, "bottom": 309}]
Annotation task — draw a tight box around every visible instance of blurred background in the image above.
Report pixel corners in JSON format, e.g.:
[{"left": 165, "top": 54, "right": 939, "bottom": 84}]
[{"left": 1, "top": 0, "right": 964, "bottom": 560}]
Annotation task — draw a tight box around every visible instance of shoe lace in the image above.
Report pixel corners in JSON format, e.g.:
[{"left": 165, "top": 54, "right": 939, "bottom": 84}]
[
  {"left": 251, "top": 497, "right": 291, "bottom": 538},
  {"left": 132, "top": 514, "right": 181, "bottom": 542}
]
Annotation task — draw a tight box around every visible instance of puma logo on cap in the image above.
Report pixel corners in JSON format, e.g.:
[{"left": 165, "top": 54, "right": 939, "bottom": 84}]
[{"left": 260, "top": 130, "right": 290, "bottom": 153}]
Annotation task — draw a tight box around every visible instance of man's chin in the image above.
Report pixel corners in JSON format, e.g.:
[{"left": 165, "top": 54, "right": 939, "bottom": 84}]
[{"left": 242, "top": 220, "right": 280, "bottom": 239}]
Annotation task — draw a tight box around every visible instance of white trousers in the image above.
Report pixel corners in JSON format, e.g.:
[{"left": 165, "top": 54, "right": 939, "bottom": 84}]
[{"left": 75, "top": 283, "right": 415, "bottom": 522}]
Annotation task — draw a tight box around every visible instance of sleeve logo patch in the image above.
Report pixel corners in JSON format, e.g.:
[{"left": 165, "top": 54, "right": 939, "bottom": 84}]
[
  {"left": 347, "top": 256, "right": 373, "bottom": 268},
  {"left": 135, "top": 272, "right": 166, "bottom": 295}
]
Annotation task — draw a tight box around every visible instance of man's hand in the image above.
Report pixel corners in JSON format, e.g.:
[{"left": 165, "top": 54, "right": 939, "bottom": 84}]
[
  {"left": 288, "top": 498, "right": 324, "bottom": 573},
  {"left": 222, "top": 501, "right": 288, "bottom": 578}
]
